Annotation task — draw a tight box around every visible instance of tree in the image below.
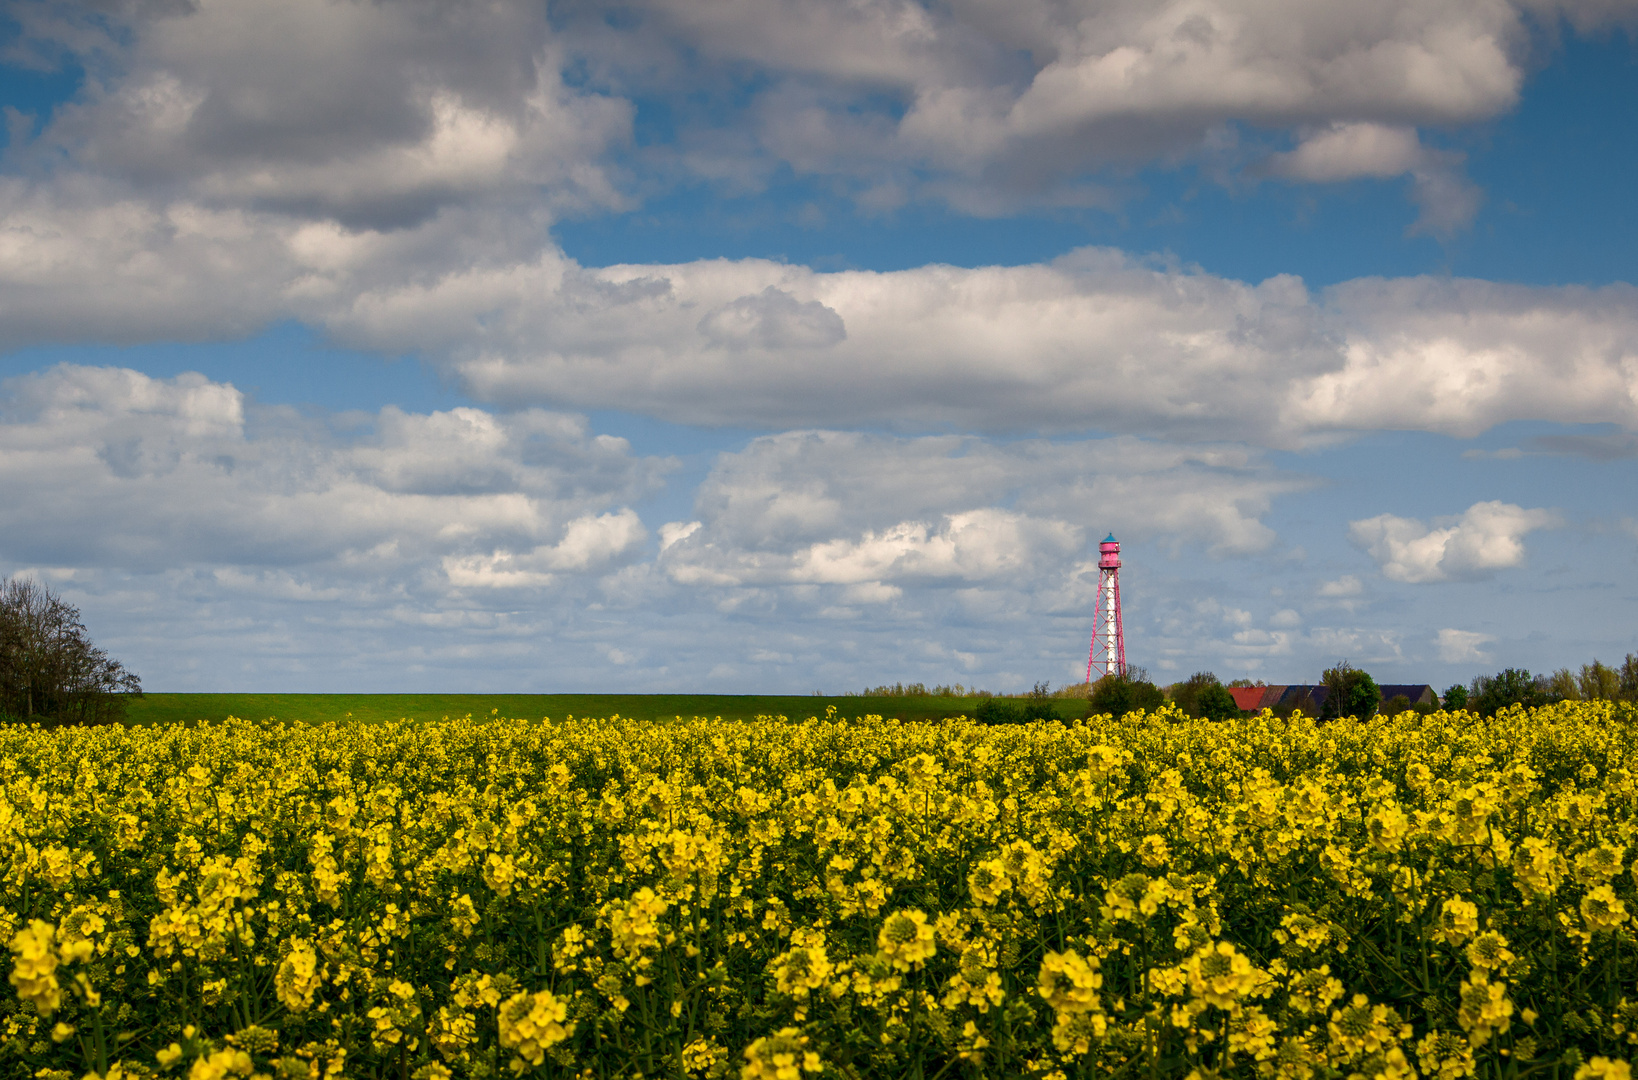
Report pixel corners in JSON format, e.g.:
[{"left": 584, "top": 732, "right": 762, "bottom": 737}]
[
  {"left": 1319, "top": 662, "right": 1378, "bottom": 721},
  {"left": 1441, "top": 683, "right": 1468, "bottom": 711},
  {"left": 1196, "top": 683, "right": 1241, "bottom": 722},
  {"left": 1089, "top": 669, "right": 1165, "bottom": 718},
  {"left": 1168, "top": 672, "right": 1240, "bottom": 721},
  {"left": 1544, "top": 668, "right": 1579, "bottom": 702},
  {"left": 0, "top": 577, "right": 141, "bottom": 725},
  {"left": 1167, "top": 672, "right": 1218, "bottom": 717},
  {"left": 1467, "top": 668, "right": 1545, "bottom": 717},
  {"left": 1577, "top": 660, "right": 1621, "bottom": 701}
]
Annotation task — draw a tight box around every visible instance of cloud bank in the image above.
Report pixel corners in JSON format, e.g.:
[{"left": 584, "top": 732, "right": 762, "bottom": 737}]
[
  {"left": 2, "top": 0, "right": 1635, "bottom": 448},
  {"left": 0, "top": 364, "right": 667, "bottom": 577},
  {"left": 1, "top": 0, "right": 1630, "bottom": 690},
  {"left": 15, "top": 0, "right": 1616, "bottom": 214}
]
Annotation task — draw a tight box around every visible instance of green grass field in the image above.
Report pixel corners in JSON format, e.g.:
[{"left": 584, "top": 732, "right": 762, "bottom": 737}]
[{"left": 123, "top": 692, "right": 1090, "bottom": 727}]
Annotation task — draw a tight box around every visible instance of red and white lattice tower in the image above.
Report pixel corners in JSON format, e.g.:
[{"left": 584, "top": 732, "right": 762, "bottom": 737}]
[{"left": 1085, "top": 534, "right": 1126, "bottom": 683}]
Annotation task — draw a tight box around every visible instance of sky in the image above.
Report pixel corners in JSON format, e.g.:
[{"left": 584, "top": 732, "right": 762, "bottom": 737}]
[{"left": 0, "top": 0, "right": 1635, "bottom": 694}]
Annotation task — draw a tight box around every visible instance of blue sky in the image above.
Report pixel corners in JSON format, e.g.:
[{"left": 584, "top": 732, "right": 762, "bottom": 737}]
[{"left": 0, "top": 1, "right": 1634, "bottom": 693}]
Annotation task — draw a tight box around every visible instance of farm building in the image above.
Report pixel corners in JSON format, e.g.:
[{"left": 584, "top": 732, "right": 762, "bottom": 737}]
[{"left": 1225, "top": 683, "right": 1438, "bottom": 714}]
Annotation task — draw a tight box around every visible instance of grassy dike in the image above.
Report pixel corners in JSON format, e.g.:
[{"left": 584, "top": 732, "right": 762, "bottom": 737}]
[{"left": 123, "top": 691, "right": 1091, "bottom": 727}]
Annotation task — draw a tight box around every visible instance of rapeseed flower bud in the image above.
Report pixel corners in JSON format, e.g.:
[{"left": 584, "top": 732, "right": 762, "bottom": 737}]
[
  {"left": 1286, "top": 966, "right": 1343, "bottom": 1014},
  {"left": 275, "top": 939, "right": 322, "bottom": 1012},
  {"left": 483, "top": 853, "right": 517, "bottom": 898},
  {"left": 1186, "top": 942, "right": 1259, "bottom": 1009},
  {"left": 772, "top": 931, "right": 834, "bottom": 998},
  {"left": 1328, "top": 994, "right": 1400, "bottom": 1059},
  {"left": 1366, "top": 804, "right": 1409, "bottom": 852},
  {"left": 1575, "top": 845, "right": 1626, "bottom": 886},
  {"left": 967, "top": 859, "right": 1010, "bottom": 906},
  {"left": 1105, "top": 873, "right": 1162, "bottom": 922},
  {"left": 1457, "top": 976, "right": 1513, "bottom": 1046},
  {"left": 1514, "top": 838, "right": 1566, "bottom": 899},
  {"left": 606, "top": 887, "right": 668, "bottom": 964},
  {"left": 187, "top": 1048, "right": 254, "bottom": 1080},
  {"left": 1465, "top": 931, "right": 1515, "bottom": 974},
  {"left": 9, "top": 920, "right": 63, "bottom": 1015},
  {"left": 1581, "top": 885, "right": 1628, "bottom": 934},
  {"left": 1575, "top": 1058, "right": 1633, "bottom": 1080},
  {"left": 741, "top": 1027, "right": 821, "bottom": 1080},
  {"left": 1038, "top": 949, "right": 1102, "bottom": 1014},
  {"left": 1434, "top": 897, "right": 1480, "bottom": 945},
  {"left": 877, "top": 909, "right": 935, "bottom": 971},
  {"left": 1416, "top": 1030, "right": 1475, "bottom": 1080},
  {"left": 497, "top": 989, "right": 574, "bottom": 1071}
]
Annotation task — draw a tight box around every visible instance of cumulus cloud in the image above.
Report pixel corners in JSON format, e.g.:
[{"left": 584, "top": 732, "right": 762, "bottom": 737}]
[
  {"left": 0, "top": 364, "right": 668, "bottom": 579},
  {"left": 15, "top": 0, "right": 631, "bottom": 229},
  {"left": 654, "top": 430, "right": 1304, "bottom": 602},
  {"left": 1270, "top": 124, "right": 1427, "bottom": 182},
  {"left": 7, "top": 0, "right": 1629, "bottom": 234},
  {"left": 0, "top": 373, "right": 1337, "bottom": 690},
  {"left": 599, "top": 0, "right": 1545, "bottom": 212},
  {"left": 369, "top": 250, "right": 1638, "bottom": 444},
  {"left": 1266, "top": 122, "right": 1482, "bottom": 235},
  {"left": 4, "top": 182, "right": 1637, "bottom": 443},
  {"left": 442, "top": 510, "right": 647, "bottom": 587},
  {"left": 1349, "top": 500, "right": 1562, "bottom": 583},
  {"left": 697, "top": 287, "right": 847, "bottom": 350},
  {"left": 1, "top": 4, "right": 1635, "bottom": 438},
  {"left": 1318, "top": 575, "right": 1364, "bottom": 597},
  {"left": 1437, "top": 627, "right": 1494, "bottom": 663}
]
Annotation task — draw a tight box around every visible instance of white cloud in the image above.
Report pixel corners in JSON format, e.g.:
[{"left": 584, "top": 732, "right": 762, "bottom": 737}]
[
  {"left": 1437, "top": 627, "right": 1494, "bottom": 663},
  {"left": 1303, "top": 627, "right": 1404, "bottom": 664},
  {"left": 656, "top": 431, "right": 1302, "bottom": 597},
  {"left": 1266, "top": 122, "right": 1481, "bottom": 235},
  {"left": 611, "top": 0, "right": 1543, "bottom": 212},
  {"left": 7, "top": 0, "right": 1626, "bottom": 237},
  {"left": 1318, "top": 575, "right": 1364, "bottom": 597},
  {"left": 381, "top": 251, "right": 1638, "bottom": 444},
  {"left": 1349, "top": 500, "right": 1562, "bottom": 583},
  {"left": 628, "top": 428, "right": 1314, "bottom": 646},
  {"left": 441, "top": 510, "right": 648, "bottom": 587},
  {"left": 0, "top": 367, "right": 1329, "bottom": 690},
  {"left": 1270, "top": 124, "right": 1426, "bottom": 182},
  {"left": 4, "top": 184, "right": 1637, "bottom": 444},
  {"left": 0, "top": 364, "right": 668, "bottom": 580},
  {"left": 697, "top": 287, "right": 847, "bottom": 350},
  {"left": 0, "top": 6, "right": 1633, "bottom": 439},
  {"left": 21, "top": 0, "right": 631, "bottom": 229}
]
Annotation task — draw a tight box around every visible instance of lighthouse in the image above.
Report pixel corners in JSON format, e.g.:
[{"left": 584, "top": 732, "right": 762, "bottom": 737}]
[{"left": 1085, "top": 534, "right": 1126, "bottom": 683}]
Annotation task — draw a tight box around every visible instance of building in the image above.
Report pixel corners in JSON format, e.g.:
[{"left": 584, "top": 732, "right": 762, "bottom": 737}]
[{"left": 1226, "top": 684, "right": 1438, "bottom": 714}]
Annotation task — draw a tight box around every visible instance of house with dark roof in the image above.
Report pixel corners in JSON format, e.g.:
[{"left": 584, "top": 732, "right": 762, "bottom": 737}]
[{"left": 1226, "top": 683, "right": 1438, "bottom": 714}]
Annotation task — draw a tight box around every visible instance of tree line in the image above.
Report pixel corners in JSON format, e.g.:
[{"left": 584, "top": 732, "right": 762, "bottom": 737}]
[
  {"left": 1443, "top": 656, "right": 1638, "bottom": 715},
  {"left": 971, "top": 654, "right": 1638, "bottom": 724},
  {"left": 0, "top": 576, "right": 141, "bottom": 725}
]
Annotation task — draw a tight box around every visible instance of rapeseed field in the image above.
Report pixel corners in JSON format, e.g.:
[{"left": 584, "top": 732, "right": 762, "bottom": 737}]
[{"left": 2, "top": 703, "right": 1635, "bottom": 1080}]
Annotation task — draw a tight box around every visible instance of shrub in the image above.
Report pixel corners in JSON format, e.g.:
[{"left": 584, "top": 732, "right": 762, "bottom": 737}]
[
  {"left": 1195, "top": 682, "right": 1241, "bottom": 721},
  {"left": 972, "top": 682, "right": 1058, "bottom": 724},
  {"left": 1089, "top": 671, "right": 1165, "bottom": 717}
]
